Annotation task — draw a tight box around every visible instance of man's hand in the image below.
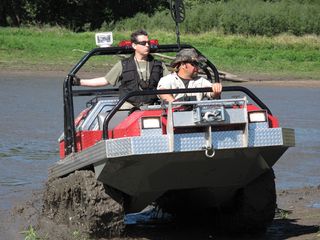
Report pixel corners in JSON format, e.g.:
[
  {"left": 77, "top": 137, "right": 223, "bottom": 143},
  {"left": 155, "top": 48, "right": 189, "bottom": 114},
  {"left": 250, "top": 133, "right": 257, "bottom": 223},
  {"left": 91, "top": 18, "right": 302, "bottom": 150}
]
[
  {"left": 211, "top": 83, "right": 222, "bottom": 96},
  {"left": 71, "top": 74, "right": 81, "bottom": 86}
]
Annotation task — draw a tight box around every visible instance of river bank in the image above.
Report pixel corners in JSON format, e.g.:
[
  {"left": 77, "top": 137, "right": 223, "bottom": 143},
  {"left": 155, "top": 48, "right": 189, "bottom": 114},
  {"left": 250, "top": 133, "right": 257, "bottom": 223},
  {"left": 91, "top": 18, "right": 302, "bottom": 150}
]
[{"left": 1, "top": 69, "right": 320, "bottom": 88}]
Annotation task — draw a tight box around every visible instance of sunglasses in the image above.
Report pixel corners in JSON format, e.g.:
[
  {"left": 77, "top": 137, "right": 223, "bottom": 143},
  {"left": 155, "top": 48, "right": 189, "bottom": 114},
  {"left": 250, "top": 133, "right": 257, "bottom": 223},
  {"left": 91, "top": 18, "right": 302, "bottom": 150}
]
[
  {"left": 188, "top": 61, "right": 200, "bottom": 67},
  {"left": 135, "top": 41, "right": 150, "bottom": 46}
]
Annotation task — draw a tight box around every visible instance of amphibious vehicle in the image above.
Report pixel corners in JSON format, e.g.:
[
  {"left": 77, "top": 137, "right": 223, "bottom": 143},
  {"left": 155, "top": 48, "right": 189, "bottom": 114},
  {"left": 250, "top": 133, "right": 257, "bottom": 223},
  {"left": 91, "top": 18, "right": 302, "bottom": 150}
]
[
  {"left": 44, "top": 2, "right": 294, "bottom": 235},
  {"left": 43, "top": 36, "right": 295, "bottom": 237}
]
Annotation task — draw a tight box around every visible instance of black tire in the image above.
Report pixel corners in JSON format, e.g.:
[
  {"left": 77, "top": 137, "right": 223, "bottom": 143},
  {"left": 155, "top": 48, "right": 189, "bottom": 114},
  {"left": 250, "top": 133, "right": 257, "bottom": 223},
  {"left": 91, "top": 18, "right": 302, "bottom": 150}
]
[
  {"left": 218, "top": 169, "right": 276, "bottom": 233},
  {"left": 42, "top": 170, "right": 125, "bottom": 238}
]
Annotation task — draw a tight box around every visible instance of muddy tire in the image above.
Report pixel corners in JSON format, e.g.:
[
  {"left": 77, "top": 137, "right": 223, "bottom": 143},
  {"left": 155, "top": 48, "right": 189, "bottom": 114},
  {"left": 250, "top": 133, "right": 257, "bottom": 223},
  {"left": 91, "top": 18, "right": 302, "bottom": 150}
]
[
  {"left": 218, "top": 169, "right": 276, "bottom": 233},
  {"left": 42, "top": 170, "right": 124, "bottom": 238}
]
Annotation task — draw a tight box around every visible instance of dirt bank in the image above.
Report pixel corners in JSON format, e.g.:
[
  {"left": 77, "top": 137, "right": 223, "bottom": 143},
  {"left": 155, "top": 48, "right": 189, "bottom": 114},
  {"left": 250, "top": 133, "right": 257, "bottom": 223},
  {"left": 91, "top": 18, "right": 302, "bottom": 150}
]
[{"left": 2, "top": 184, "right": 319, "bottom": 240}]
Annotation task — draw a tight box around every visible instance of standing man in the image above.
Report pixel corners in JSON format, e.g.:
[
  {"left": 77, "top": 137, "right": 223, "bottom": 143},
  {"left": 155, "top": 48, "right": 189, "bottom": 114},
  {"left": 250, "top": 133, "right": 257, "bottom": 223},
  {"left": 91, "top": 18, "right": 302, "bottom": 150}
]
[
  {"left": 73, "top": 29, "right": 170, "bottom": 108},
  {"left": 157, "top": 48, "right": 222, "bottom": 102}
]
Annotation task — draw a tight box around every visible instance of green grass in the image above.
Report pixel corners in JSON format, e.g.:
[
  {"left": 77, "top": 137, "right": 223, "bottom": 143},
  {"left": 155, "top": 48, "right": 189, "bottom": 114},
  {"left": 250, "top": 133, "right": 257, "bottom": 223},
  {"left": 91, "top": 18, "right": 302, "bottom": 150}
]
[
  {"left": 1, "top": 27, "right": 319, "bottom": 79},
  {"left": 21, "top": 225, "right": 41, "bottom": 240}
]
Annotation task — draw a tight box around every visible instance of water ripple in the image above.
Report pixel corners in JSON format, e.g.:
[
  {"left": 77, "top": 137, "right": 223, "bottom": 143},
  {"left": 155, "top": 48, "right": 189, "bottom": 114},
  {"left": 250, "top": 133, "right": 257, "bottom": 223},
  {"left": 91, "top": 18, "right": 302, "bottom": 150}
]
[{"left": 0, "top": 178, "right": 30, "bottom": 187}]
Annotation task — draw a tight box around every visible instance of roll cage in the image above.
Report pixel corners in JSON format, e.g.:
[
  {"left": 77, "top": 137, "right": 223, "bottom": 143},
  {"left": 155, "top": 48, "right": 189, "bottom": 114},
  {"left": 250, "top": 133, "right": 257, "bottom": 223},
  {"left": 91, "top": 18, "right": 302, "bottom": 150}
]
[{"left": 63, "top": 44, "right": 272, "bottom": 156}]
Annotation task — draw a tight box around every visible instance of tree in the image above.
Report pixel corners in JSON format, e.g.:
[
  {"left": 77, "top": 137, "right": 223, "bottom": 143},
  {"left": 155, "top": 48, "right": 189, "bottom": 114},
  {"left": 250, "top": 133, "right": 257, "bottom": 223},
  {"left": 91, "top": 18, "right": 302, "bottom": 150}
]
[
  {"left": 0, "top": 0, "right": 25, "bottom": 26},
  {"left": 0, "top": 0, "right": 168, "bottom": 30}
]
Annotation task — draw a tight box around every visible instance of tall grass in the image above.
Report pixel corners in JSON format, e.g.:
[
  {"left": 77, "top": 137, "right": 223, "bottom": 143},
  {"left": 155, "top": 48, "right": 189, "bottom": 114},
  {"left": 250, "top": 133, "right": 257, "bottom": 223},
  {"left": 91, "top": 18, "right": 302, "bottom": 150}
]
[{"left": 0, "top": 26, "right": 94, "bottom": 70}]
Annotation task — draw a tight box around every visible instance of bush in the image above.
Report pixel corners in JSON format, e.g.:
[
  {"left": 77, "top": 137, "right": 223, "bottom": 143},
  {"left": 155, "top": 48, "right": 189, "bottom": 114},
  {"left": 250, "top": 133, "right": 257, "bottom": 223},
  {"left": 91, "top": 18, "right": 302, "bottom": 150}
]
[{"left": 110, "top": 0, "right": 320, "bottom": 36}]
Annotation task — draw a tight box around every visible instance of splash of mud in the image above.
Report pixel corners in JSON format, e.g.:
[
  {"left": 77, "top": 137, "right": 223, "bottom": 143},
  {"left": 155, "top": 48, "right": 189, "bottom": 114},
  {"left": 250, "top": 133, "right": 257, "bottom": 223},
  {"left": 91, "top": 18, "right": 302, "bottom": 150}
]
[{"left": 42, "top": 170, "right": 124, "bottom": 238}]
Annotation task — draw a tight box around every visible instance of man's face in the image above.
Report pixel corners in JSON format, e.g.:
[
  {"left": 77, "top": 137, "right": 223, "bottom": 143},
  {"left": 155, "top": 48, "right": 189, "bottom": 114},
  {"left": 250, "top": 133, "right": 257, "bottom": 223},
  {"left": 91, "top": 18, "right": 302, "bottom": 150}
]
[
  {"left": 132, "top": 35, "right": 150, "bottom": 56},
  {"left": 182, "top": 62, "right": 199, "bottom": 78}
]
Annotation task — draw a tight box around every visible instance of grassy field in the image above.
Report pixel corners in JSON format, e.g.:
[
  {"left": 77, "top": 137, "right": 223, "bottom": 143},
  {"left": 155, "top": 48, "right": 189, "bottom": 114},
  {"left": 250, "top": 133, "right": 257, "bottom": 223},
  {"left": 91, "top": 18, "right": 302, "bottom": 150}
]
[{"left": 0, "top": 27, "right": 319, "bottom": 79}]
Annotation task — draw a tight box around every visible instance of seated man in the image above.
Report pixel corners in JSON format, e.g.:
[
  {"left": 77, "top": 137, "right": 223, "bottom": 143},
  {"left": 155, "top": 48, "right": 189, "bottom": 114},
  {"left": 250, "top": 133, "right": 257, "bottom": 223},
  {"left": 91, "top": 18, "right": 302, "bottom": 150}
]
[
  {"left": 73, "top": 29, "right": 170, "bottom": 109},
  {"left": 157, "top": 48, "right": 222, "bottom": 102}
]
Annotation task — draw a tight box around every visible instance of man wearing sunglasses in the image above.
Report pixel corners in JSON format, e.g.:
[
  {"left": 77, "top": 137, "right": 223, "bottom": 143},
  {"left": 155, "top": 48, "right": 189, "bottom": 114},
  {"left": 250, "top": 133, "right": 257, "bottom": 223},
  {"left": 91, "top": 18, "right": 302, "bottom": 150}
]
[
  {"left": 73, "top": 29, "right": 169, "bottom": 108},
  {"left": 157, "top": 48, "right": 222, "bottom": 102}
]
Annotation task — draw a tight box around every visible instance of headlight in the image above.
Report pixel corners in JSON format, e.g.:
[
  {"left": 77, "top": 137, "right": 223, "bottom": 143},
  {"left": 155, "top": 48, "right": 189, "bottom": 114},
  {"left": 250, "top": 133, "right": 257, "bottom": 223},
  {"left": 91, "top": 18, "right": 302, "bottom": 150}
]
[
  {"left": 248, "top": 111, "right": 267, "bottom": 123},
  {"left": 141, "top": 117, "right": 161, "bottom": 129}
]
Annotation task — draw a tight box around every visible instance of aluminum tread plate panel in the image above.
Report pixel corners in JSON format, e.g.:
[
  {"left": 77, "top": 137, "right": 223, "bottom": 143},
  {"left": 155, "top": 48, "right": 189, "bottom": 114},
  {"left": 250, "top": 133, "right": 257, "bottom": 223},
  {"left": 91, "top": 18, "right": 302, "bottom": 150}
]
[
  {"left": 132, "top": 136, "right": 169, "bottom": 154},
  {"left": 107, "top": 138, "right": 132, "bottom": 158},
  {"left": 49, "top": 141, "right": 107, "bottom": 178},
  {"left": 51, "top": 127, "right": 294, "bottom": 178},
  {"left": 248, "top": 122, "right": 269, "bottom": 130},
  {"left": 141, "top": 128, "right": 163, "bottom": 136},
  {"left": 174, "top": 131, "right": 244, "bottom": 151},
  {"left": 249, "top": 128, "right": 282, "bottom": 146}
]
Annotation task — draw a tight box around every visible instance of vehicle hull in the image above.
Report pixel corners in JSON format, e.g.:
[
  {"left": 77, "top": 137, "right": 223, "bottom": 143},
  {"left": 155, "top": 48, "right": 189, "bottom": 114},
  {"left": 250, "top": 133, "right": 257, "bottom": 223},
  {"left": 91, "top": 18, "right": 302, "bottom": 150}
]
[{"left": 49, "top": 127, "right": 294, "bottom": 212}]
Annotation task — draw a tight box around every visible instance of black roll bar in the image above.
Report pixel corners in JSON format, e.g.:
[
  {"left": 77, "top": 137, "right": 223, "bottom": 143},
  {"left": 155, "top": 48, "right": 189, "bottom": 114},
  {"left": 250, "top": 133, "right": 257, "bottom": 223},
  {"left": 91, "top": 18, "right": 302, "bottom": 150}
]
[
  {"left": 63, "top": 44, "right": 220, "bottom": 155},
  {"left": 63, "top": 44, "right": 269, "bottom": 156},
  {"left": 63, "top": 76, "right": 76, "bottom": 155}
]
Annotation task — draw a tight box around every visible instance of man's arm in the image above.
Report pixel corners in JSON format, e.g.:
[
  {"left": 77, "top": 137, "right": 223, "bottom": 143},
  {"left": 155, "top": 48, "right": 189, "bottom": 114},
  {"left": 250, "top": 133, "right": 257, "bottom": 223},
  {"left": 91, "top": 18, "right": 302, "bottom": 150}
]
[
  {"left": 158, "top": 89, "right": 176, "bottom": 103},
  {"left": 73, "top": 61, "right": 122, "bottom": 87},
  {"left": 79, "top": 77, "right": 109, "bottom": 87}
]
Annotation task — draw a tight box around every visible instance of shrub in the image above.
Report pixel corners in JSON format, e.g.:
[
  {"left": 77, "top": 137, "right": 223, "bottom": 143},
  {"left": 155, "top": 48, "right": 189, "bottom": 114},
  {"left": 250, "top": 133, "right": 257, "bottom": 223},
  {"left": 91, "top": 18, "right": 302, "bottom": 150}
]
[{"left": 110, "top": 0, "right": 320, "bottom": 36}]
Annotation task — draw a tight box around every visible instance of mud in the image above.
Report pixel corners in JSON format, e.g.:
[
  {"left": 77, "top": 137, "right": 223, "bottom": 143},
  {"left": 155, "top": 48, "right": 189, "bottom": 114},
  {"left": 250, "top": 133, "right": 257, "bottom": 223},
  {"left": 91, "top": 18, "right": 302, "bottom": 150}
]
[
  {"left": 42, "top": 170, "right": 124, "bottom": 238},
  {"left": 4, "top": 182, "right": 319, "bottom": 240}
]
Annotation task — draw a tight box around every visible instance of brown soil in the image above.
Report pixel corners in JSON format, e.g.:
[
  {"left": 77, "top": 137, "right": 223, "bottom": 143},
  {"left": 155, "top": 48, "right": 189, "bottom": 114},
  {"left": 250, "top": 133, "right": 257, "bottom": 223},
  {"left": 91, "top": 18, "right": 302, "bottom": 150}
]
[
  {"left": 42, "top": 171, "right": 125, "bottom": 238},
  {"left": 3, "top": 182, "right": 319, "bottom": 240}
]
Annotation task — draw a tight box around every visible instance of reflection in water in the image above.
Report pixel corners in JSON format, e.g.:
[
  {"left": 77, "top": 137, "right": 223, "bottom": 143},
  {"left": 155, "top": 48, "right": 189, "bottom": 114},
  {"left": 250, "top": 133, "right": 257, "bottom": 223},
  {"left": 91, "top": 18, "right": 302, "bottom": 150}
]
[
  {"left": 0, "top": 75, "right": 319, "bottom": 210},
  {"left": 0, "top": 178, "right": 30, "bottom": 187}
]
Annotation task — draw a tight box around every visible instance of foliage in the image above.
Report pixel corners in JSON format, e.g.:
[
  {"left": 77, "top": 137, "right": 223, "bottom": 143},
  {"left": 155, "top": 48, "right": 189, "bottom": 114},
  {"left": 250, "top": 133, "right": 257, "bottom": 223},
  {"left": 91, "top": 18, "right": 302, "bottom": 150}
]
[
  {"left": 0, "top": 0, "right": 167, "bottom": 31},
  {"left": 1, "top": 0, "right": 320, "bottom": 36},
  {"left": 111, "top": 0, "right": 320, "bottom": 36},
  {"left": 21, "top": 225, "right": 40, "bottom": 240}
]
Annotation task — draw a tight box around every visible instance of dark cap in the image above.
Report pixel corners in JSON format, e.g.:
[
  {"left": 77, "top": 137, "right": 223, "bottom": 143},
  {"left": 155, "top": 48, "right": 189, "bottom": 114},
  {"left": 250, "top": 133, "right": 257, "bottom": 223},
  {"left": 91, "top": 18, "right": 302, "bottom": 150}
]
[{"left": 171, "top": 48, "right": 206, "bottom": 67}]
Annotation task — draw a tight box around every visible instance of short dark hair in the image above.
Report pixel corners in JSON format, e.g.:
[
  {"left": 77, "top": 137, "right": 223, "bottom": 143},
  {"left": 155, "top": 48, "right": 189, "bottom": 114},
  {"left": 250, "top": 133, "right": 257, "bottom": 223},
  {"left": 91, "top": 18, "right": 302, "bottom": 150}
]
[{"left": 131, "top": 29, "right": 148, "bottom": 43}]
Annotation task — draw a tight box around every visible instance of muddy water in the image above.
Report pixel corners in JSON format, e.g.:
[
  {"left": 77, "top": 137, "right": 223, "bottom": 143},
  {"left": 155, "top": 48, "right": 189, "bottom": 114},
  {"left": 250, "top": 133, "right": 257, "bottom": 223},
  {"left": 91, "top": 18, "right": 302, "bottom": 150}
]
[{"left": 0, "top": 74, "right": 319, "bottom": 213}]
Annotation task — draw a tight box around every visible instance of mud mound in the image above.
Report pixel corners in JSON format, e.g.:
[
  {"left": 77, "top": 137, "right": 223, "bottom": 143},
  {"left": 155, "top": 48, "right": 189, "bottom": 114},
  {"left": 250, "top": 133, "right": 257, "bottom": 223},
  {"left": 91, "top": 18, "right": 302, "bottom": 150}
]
[
  {"left": 5, "top": 182, "right": 320, "bottom": 240},
  {"left": 42, "top": 170, "right": 125, "bottom": 238}
]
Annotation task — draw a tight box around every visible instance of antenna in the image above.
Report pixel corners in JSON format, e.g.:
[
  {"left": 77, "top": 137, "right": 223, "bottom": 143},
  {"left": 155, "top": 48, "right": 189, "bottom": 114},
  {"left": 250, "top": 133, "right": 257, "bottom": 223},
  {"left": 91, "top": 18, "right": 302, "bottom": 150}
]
[{"left": 170, "top": 0, "right": 185, "bottom": 49}]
